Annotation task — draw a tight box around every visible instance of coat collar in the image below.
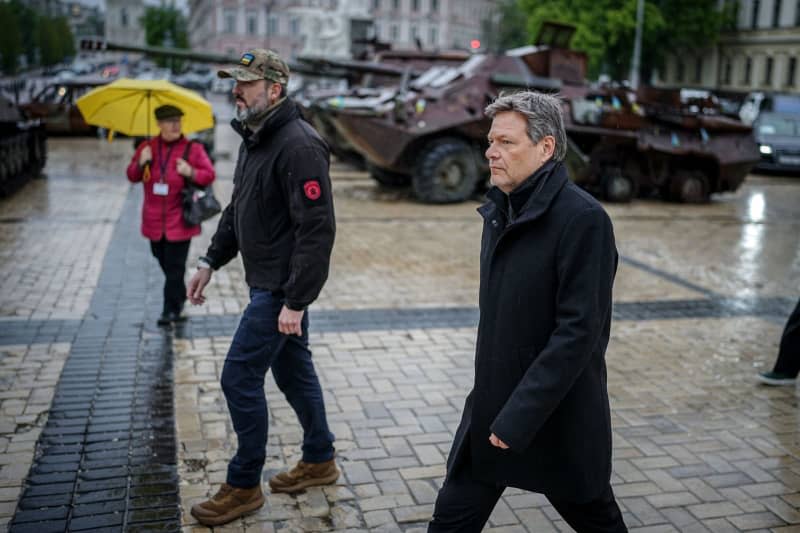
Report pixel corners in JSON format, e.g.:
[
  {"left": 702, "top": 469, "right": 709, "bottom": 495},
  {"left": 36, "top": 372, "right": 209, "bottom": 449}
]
[
  {"left": 478, "top": 160, "right": 568, "bottom": 226},
  {"left": 231, "top": 98, "right": 299, "bottom": 148}
]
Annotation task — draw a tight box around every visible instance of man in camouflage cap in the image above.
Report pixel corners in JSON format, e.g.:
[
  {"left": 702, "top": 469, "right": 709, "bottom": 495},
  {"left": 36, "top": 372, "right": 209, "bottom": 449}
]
[
  {"left": 217, "top": 49, "right": 291, "bottom": 123},
  {"left": 218, "top": 48, "right": 290, "bottom": 85},
  {"left": 188, "top": 48, "right": 338, "bottom": 526}
]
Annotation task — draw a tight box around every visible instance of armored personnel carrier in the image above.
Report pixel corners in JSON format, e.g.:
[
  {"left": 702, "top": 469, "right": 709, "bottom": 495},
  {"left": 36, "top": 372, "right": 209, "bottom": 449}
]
[
  {"left": 311, "top": 22, "right": 758, "bottom": 203},
  {"left": 0, "top": 95, "right": 47, "bottom": 196}
]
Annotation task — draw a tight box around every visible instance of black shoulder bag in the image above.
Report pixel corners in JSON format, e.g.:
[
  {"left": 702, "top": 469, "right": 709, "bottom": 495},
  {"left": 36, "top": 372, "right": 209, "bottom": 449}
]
[{"left": 181, "top": 141, "right": 221, "bottom": 226}]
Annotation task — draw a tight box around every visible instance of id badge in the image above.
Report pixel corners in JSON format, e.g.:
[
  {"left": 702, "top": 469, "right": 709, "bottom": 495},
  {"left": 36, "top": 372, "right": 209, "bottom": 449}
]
[{"left": 153, "top": 182, "right": 169, "bottom": 196}]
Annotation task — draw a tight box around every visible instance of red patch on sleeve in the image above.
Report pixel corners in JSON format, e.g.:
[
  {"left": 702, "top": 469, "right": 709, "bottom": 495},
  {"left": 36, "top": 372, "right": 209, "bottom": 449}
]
[{"left": 303, "top": 179, "right": 321, "bottom": 201}]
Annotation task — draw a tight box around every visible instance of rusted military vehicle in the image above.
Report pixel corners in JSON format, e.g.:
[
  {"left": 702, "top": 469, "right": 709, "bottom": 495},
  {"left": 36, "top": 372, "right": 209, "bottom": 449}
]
[
  {"left": 309, "top": 22, "right": 758, "bottom": 203},
  {"left": 0, "top": 95, "right": 47, "bottom": 196},
  {"left": 294, "top": 50, "right": 471, "bottom": 172},
  {"left": 564, "top": 86, "right": 759, "bottom": 203}
]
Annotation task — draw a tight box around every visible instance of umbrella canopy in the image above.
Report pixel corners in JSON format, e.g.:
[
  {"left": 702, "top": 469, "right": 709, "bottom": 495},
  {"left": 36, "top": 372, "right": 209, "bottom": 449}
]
[{"left": 76, "top": 78, "right": 214, "bottom": 137}]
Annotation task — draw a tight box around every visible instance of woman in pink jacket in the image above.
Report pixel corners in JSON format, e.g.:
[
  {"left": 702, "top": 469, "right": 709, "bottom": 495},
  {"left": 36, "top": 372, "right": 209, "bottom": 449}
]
[{"left": 127, "top": 104, "right": 216, "bottom": 325}]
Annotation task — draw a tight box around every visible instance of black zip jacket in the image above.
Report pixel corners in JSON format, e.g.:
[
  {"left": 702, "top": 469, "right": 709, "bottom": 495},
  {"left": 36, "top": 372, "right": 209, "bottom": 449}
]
[{"left": 204, "top": 99, "right": 335, "bottom": 310}]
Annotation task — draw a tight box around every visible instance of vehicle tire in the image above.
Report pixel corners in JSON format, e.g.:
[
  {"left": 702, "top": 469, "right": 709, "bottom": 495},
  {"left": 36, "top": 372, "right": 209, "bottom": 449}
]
[
  {"left": 367, "top": 163, "right": 410, "bottom": 188},
  {"left": 669, "top": 170, "right": 709, "bottom": 203},
  {"left": 413, "top": 138, "right": 480, "bottom": 203},
  {"left": 603, "top": 172, "right": 636, "bottom": 203}
]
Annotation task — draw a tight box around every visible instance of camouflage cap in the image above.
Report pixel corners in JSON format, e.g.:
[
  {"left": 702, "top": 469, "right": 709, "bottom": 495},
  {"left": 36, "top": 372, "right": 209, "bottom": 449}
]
[{"left": 218, "top": 49, "right": 290, "bottom": 85}]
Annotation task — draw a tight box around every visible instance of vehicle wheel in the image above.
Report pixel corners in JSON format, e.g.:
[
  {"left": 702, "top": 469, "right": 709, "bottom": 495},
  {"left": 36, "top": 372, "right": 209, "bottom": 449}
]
[
  {"left": 603, "top": 172, "right": 636, "bottom": 203},
  {"left": 367, "top": 163, "right": 410, "bottom": 188},
  {"left": 413, "top": 138, "right": 480, "bottom": 203},
  {"left": 669, "top": 170, "right": 709, "bottom": 203}
]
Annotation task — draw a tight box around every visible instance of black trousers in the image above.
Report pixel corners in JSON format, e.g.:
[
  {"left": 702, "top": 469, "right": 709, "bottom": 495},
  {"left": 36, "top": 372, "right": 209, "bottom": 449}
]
[
  {"left": 429, "top": 458, "right": 627, "bottom": 533},
  {"left": 773, "top": 297, "right": 800, "bottom": 377},
  {"left": 149, "top": 238, "right": 191, "bottom": 315}
]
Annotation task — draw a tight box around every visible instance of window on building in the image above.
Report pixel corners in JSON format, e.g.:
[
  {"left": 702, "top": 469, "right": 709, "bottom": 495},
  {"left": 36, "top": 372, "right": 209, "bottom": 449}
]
[
  {"left": 412, "top": 0, "right": 419, "bottom": 10},
  {"left": 431, "top": 0, "right": 439, "bottom": 11},
  {"left": 411, "top": 25, "right": 419, "bottom": 41},
  {"left": 752, "top": 0, "right": 760, "bottom": 28},
  {"left": 744, "top": 56, "right": 752, "bottom": 83},
  {"left": 796, "top": 0, "right": 800, "bottom": 24},
  {"left": 390, "top": 24, "right": 399, "bottom": 40},
  {"left": 788, "top": 57, "right": 797, "bottom": 85},
  {"left": 429, "top": 26, "right": 438, "bottom": 45},
  {"left": 724, "top": 57, "right": 732, "bottom": 84},
  {"left": 290, "top": 17, "right": 300, "bottom": 36},
  {"left": 765, "top": 56, "right": 774, "bottom": 84},
  {"left": 694, "top": 57, "right": 702, "bottom": 83},
  {"left": 225, "top": 9, "right": 236, "bottom": 34},
  {"left": 773, "top": 0, "right": 782, "bottom": 26},
  {"left": 268, "top": 16, "right": 278, "bottom": 35},
  {"left": 374, "top": 21, "right": 381, "bottom": 38},
  {"left": 393, "top": 0, "right": 400, "bottom": 10},
  {"left": 676, "top": 60, "right": 685, "bottom": 83},
  {"left": 121, "top": 7, "right": 128, "bottom": 27},
  {"left": 247, "top": 10, "right": 257, "bottom": 35},
  {"left": 373, "top": 0, "right": 380, "bottom": 9}
]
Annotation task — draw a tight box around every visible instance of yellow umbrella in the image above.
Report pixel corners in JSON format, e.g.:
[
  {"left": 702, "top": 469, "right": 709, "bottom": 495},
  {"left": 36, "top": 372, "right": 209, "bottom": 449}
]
[{"left": 76, "top": 78, "right": 214, "bottom": 137}]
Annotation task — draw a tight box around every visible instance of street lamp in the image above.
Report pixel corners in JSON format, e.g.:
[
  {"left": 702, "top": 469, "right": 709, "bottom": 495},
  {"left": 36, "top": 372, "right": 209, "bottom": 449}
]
[{"left": 630, "top": 0, "right": 644, "bottom": 89}]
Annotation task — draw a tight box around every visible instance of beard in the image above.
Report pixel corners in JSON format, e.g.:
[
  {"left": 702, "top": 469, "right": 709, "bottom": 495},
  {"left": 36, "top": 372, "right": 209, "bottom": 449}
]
[{"left": 235, "top": 97, "right": 270, "bottom": 122}]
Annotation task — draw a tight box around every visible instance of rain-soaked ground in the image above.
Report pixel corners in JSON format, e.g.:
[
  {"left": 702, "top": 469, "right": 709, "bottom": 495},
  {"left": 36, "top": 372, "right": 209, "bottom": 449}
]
[{"left": 0, "top": 99, "right": 799, "bottom": 531}]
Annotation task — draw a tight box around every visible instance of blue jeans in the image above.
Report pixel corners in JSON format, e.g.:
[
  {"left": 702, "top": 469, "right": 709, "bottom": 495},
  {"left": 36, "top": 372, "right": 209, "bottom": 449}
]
[{"left": 221, "top": 288, "right": 335, "bottom": 488}]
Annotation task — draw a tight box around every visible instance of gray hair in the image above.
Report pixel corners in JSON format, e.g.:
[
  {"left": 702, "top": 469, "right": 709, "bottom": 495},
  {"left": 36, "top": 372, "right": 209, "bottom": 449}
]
[{"left": 484, "top": 91, "right": 567, "bottom": 162}]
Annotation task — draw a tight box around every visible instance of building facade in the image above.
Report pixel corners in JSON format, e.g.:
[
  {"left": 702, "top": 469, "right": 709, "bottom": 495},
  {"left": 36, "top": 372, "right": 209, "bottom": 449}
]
[
  {"left": 369, "top": 0, "right": 497, "bottom": 51},
  {"left": 188, "top": 0, "right": 341, "bottom": 60},
  {"left": 66, "top": 2, "right": 104, "bottom": 40},
  {"left": 659, "top": 0, "right": 799, "bottom": 93},
  {"left": 187, "top": 0, "right": 497, "bottom": 60},
  {"left": 104, "top": 0, "right": 146, "bottom": 47}
]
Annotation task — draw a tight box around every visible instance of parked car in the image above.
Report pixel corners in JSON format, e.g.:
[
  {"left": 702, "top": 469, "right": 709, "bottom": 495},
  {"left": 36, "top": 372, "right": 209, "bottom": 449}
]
[
  {"left": 753, "top": 112, "right": 800, "bottom": 174},
  {"left": 20, "top": 77, "right": 108, "bottom": 135}
]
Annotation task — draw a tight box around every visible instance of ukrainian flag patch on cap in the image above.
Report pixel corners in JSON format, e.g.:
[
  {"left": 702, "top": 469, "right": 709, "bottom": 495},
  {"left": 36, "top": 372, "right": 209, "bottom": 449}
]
[{"left": 240, "top": 53, "right": 254, "bottom": 66}]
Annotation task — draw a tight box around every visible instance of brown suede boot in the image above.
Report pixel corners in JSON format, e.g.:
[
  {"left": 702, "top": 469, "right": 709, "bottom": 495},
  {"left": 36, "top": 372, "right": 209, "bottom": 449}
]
[
  {"left": 268, "top": 459, "right": 340, "bottom": 493},
  {"left": 190, "top": 483, "right": 265, "bottom": 526}
]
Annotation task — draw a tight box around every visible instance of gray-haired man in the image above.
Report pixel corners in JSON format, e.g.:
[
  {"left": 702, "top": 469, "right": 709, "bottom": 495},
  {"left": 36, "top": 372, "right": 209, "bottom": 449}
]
[{"left": 429, "top": 91, "right": 627, "bottom": 532}]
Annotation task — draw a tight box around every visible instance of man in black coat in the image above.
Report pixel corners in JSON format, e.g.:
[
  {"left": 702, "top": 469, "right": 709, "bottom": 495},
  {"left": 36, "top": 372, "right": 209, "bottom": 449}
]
[
  {"left": 429, "top": 91, "right": 627, "bottom": 532},
  {"left": 186, "top": 49, "right": 338, "bottom": 526}
]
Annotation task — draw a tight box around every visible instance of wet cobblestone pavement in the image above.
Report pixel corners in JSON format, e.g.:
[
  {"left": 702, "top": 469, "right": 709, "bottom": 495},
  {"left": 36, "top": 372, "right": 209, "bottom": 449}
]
[{"left": 1, "top": 122, "right": 799, "bottom": 532}]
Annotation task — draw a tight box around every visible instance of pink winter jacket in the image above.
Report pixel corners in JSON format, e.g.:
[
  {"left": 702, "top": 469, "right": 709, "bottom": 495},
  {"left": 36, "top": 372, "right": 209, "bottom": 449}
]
[{"left": 127, "top": 135, "right": 215, "bottom": 242}]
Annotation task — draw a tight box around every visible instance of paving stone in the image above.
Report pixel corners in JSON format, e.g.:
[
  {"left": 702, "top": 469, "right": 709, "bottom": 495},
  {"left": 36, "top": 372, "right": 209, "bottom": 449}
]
[
  {"left": 726, "top": 511, "right": 786, "bottom": 530},
  {"left": 688, "top": 502, "right": 745, "bottom": 520},
  {"left": 330, "top": 503, "right": 362, "bottom": 529},
  {"left": 646, "top": 491, "right": 701, "bottom": 508}
]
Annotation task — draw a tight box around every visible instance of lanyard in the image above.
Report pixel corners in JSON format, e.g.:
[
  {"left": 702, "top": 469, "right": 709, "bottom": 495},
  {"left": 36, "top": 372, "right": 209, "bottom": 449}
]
[{"left": 156, "top": 139, "right": 175, "bottom": 183}]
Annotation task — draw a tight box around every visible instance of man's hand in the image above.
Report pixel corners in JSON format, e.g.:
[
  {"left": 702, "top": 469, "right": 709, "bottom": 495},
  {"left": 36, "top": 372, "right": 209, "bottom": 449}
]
[
  {"left": 278, "top": 305, "right": 304, "bottom": 336},
  {"left": 187, "top": 268, "right": 212, "bottom": 305},
  {"left": 176, "top": 157, "right": 193, "bottom": 178},
  {"left": 489, "top": 433, "right": 509, "bottom": 449},
  {"left": 139, "top": 145, "right": 152, "bottom": 166}
]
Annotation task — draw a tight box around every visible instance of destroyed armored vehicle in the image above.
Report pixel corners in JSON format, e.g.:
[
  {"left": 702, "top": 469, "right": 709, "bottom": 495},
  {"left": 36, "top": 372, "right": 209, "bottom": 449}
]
[
  {"left": 307, "top": 22, "right": 758, "bottom": 203},
  {"left": 0, "top": 95, "right": 47, "bottom": 196},
  {"left": 565, "top": 86, "right": 759, "bottom": 202}
]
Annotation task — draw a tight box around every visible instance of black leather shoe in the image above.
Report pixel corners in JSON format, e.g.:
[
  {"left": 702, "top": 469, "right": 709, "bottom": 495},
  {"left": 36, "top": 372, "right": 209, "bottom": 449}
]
[{"left": 157, "top": 313, "right": 172, "bottom": 326}]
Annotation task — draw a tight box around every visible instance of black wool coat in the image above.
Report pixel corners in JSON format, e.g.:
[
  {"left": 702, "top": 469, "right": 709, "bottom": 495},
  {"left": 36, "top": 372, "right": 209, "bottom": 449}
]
[{"left": 448, "top": 160, "right": 618, "bottom": 503}]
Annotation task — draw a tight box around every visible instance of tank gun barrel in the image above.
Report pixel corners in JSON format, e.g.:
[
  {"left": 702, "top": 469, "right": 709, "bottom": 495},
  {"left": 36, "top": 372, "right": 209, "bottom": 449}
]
[
  {"left": 79, "top": 39, "right": 359, "bottom": 78},
  {"left": 80, "top": 39, "right": 237, "bottom": 65}
]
